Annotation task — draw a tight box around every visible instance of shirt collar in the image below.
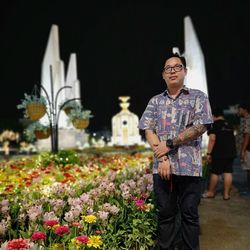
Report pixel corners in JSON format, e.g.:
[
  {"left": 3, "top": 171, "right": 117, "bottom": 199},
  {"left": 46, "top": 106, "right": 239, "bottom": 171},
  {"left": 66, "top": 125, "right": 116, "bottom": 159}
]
[{"left": 163, "top": 85, "right": 189, "bottom": 97}]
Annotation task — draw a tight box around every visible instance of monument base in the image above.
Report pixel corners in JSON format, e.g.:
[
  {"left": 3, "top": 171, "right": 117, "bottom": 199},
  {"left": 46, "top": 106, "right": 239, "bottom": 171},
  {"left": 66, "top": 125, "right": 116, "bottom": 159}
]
[
  {"left": 110, "top": 135, "right": 142, "bottom": 146},
  {"left": 36, "top": 128, "right": 89, "bottom": 151}
]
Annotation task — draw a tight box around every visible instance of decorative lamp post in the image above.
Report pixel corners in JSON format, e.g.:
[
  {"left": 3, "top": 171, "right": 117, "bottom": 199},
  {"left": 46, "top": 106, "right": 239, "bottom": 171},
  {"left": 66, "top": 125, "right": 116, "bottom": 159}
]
[{"left": 39, "top": 65, "right": 82, "bottom": 153}]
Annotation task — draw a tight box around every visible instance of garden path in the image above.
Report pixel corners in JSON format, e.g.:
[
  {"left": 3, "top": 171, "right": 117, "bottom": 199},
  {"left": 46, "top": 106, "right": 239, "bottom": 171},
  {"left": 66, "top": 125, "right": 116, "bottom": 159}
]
[{"left": 199, "top": 158, "right": 250, "bottom": 250}]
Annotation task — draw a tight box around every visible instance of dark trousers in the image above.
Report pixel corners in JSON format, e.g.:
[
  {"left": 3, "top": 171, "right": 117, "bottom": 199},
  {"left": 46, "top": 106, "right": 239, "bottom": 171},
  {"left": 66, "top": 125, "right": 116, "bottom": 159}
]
[{"left": 153, "top": 174, "right": 202, "bottom": 250}]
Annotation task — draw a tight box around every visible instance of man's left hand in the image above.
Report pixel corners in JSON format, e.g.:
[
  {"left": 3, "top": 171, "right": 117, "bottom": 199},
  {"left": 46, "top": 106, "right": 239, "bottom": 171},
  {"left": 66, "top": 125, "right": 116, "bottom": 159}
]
[{"left": 154, "top": 141, "right": 170, "bottom": 158}]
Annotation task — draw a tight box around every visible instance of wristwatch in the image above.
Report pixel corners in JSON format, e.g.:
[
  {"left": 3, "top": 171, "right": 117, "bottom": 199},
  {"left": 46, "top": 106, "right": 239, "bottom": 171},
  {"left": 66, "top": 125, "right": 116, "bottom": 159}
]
[{"left": 166, "top": 139, "right": 174, "bottom": 149}]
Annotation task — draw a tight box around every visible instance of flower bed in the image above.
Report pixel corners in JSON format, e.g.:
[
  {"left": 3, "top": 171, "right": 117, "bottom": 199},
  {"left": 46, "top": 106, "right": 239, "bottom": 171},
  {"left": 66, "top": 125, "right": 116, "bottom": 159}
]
[{"left": 0, "top": 152, "right": 156, "bottom": 249}]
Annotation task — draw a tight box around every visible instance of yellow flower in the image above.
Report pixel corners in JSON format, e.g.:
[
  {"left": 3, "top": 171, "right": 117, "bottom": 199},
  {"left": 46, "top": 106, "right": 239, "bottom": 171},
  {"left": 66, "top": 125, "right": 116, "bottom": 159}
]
[
  {"left": 70, "top": 239, "right": 81, "bottom": 249},
  {"left": 52, "top": 224, "right": 60, "bottom": 231},
  {"left": 82, "top": 214, "right": 97, "bottom": 224},
  {"left": 52, "top": 243, "right": 65, "bottom": 250},
  {"left": 87, "top": 235, "right": 103, "bottom": 248}
]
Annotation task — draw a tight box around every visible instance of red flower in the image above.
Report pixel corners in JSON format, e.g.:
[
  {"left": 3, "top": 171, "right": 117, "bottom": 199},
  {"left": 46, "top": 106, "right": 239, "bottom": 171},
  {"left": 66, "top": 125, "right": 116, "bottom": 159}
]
[
  {"left": 31, "top": 231, "right": 46, "bottom": 241},
  {"left": 54, "top": 225, "right": 70, "bottom": 235},
  {"left": 10, "top": 164, "right": 19, "bottom": 170},
  {"left": 31, "top": 171, "right": 40, "bottom": 178},
  {"left": 23, "top": 177, "right": 31, "bottom": 181},
  {"left": 6, "top": 238, "right": 29, "bottom": 250},
  {"left": 4, "top": 184, "right": 14, "bottom": 192},
  {"left": 44, "top": 220, "right": 59, "bottom": 227},
  {"left": 63, "top": 173, "right": 72, "bottom": 178},
  {"left": 75, "top": 235, "right": 89, "bottom": 244},
  {"left": 25, "top": 181, "right": 32, "bottom": 186}
]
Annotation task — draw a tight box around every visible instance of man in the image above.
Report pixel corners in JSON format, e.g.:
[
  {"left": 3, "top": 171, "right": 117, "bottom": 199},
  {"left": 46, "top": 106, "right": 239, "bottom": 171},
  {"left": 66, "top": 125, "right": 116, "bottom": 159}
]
[
  {"left": 238, "top": 103, "right": 250, "bottom": 193},
  {"left": 139, "top": 52, "right": 213, "bottom": 250},
  {"left": 203, "top": 107, "right": 236, "bottom": 200}
]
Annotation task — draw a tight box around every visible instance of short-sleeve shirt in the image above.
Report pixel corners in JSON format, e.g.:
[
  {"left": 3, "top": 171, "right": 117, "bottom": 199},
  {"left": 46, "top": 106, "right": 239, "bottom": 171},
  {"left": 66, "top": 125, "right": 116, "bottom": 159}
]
[
  {"left": 239, "top": 114, "right": 250, "bottom": 151},
  {"left": 207, "top": 119, "right": 236, "bottom": 158},
  {"left": 139, "top": 85, "right": 213, "bottom": 176}
]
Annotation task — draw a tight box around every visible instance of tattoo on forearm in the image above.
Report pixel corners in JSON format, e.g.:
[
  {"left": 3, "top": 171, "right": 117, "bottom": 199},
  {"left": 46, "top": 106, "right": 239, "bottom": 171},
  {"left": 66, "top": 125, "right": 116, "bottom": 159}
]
[{"left": 173, "top": 124, "right": 207, "bottom": 146}]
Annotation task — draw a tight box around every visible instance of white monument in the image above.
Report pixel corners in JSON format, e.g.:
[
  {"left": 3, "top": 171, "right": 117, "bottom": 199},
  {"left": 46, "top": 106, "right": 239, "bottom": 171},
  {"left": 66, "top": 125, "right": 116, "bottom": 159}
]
[
  {"left": 36, "top": 24, "right": 89, "bottom": 151},
  {"left": 173, "top": 16, "right": 208, "bottom": 96},
  {"left": 110, "top": 96, "right": 142, "bottom": 146},
  {"left": 173, "top": 16, "right": 209, "bottom": 150}
]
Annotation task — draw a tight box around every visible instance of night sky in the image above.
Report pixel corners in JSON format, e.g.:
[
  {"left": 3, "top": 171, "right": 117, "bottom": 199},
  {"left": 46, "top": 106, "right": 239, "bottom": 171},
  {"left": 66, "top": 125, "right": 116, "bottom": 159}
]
[{"left": 1, "top": 1, "right": 250, "bottom": 132}]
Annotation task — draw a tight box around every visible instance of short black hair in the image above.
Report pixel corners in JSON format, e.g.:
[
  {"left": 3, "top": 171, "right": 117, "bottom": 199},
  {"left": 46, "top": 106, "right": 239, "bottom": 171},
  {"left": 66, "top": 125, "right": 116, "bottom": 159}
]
[
  {"left": 239, "top": 103, "right": 250, "bottom": 113},
  {"left": 212, "top": 107, "right": 224, "bottom": 117},
  {"left": 164, "top": 52, "right": 187, "bottom": 68}
]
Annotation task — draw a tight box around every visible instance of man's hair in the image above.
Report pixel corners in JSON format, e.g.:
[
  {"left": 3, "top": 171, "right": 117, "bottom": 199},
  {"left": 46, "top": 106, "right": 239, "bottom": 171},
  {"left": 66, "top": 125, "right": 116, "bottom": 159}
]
[
  {"left": 212, "top": 107, "right": 224, "bottom": 117},
  {"left": 239, "top": 103, "right": 250, "bottom": 113},
  {"left": 165, "top": 52, "right": 187, "bottom": 67}
]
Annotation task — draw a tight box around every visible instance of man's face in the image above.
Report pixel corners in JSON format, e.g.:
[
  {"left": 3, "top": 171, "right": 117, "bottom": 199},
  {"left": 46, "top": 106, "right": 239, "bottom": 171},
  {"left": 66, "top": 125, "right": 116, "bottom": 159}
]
[{"left": 162, "top": 57, "right": 187, "bottom": 88}]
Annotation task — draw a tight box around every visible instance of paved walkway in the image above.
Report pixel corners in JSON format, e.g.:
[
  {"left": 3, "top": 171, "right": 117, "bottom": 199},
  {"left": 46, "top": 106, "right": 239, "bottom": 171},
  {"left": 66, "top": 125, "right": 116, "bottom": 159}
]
[{"left": 199, "top": 158, "right": 250, "bottom": 250}]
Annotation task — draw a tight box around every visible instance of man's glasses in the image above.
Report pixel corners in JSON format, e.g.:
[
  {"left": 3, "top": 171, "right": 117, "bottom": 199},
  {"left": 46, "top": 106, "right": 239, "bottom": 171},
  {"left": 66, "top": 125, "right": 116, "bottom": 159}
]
[{"left": 163, "top": 64, "right": 184, "bottom": 74}]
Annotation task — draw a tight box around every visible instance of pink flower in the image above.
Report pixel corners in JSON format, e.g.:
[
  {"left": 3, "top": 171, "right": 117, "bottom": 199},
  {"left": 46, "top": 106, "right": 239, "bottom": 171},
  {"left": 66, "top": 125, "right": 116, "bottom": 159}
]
[
  {"left": 72, "top": 221, "right": 81, "bottom": 228},
  {"left": 135, "top": 199, "right": 145, "bottom": 207},
  {"left": 44, "top": 220, "right": 59, "bottom": 227},
  {"left": 54, "top": 225, "right": 70, "bottom": 235},
  {"left": 75, "top": 235, "right": 89, "bottom": 244},
  {"left": 6, "top": 238, "right": 29, "bottom": 250},
  {"left": 31, "top": 231, "right": 46, "bottom": 241}
]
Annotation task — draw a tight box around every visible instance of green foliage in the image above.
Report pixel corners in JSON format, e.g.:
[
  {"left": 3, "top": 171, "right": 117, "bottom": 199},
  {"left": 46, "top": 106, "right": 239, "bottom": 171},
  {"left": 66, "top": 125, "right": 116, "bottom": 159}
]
[
  {"left": 80, "top": 145, "right": 150, "bottom": 156},
  {"left": 67, "top": 105, "right": 94, "bottom": 121},
  {"left": 36, "top": 150, "right": 81, "bottom": 167},
  {"left": 17, "top": 93, "right": 47, "bottom": 110},
  {"left": 17, "top": 93, "right": 47, "bottom": 119},
  {"left": 24, "top": 121, "right": 50, "bottom": 142}
]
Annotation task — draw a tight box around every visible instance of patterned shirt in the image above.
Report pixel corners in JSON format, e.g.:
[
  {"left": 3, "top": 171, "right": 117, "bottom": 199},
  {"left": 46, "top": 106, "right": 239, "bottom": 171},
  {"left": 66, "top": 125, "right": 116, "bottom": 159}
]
[
  {"left": 239, "top": 114, "right": 250, "bottom": 151},
  {"left": 239, "top": 115, "right": 250, "bottom": 135},
  {"left": 139, "top": 86, "right": 213, "bottom": 176}
]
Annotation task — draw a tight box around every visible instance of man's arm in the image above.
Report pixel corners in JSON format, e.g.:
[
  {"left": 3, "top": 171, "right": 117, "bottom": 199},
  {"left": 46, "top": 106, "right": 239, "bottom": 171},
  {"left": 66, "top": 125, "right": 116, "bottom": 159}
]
[
  {"left": 145, "top": 129, "right": 161, "bottom": 149},
  {"left": 240, "top": 133, "right": 250, "bottom": 160},
  {"left": 154, "top": 124, "right": 208, "bottom": 158},
  {"left": 145, "top": 129, "right": 171, "bottom": 179},
  {"left": 207, "top": 134, "right": 216, "bottom": 154},
  {"left": 173, "top": 124, "right": 208, "bottom": 146},
  {"left": 206, "top": 133, "right": 216, "bottom": 162}
]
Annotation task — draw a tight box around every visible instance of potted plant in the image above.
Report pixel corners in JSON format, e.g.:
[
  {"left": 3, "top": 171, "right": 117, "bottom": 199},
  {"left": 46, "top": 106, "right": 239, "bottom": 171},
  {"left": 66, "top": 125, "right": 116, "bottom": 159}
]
[
  {"left": 59, "top": 99, "right": 82, "bottom": 115},
  {"left": 67, "top": 106, "right": 93, "bottom": 129},
  {"left": 24, "top": 121, "right": 50, "bottom": 141},
  {"left": 17, "top": 93, "right": 47, "bottom": 121}
]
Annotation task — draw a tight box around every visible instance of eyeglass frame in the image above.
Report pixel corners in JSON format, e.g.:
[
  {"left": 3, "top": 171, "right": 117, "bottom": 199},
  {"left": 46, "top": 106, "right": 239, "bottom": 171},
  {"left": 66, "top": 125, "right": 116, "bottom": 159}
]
[{"left": 163, "top": 64, "right": 185, "bottom": 74}]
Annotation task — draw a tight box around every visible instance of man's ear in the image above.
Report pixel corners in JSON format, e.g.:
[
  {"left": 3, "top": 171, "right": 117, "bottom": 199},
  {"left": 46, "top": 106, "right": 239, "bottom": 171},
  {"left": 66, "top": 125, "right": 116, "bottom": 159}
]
[{"left": 184, "top": 67, "right": 188, "bottom": 75}]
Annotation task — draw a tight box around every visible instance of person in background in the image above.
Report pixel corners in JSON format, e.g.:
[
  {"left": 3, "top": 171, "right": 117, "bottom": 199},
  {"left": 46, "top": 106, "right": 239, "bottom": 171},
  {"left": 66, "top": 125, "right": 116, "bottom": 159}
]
[
  {"left": 139, "top": 52, "right": 213, "bottom": 250},
  {"left": 238, "top": 103, "right": 250, "bottom": 194},
  {"left": 203, "top": 107, "right": 237, "bottom": 200}
]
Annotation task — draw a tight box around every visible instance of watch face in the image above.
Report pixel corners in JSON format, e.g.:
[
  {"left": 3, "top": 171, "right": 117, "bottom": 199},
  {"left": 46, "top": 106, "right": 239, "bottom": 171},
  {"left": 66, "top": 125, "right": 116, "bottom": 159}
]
[{"left": 166, "top": 139, "right": 173, "bottom": 148}]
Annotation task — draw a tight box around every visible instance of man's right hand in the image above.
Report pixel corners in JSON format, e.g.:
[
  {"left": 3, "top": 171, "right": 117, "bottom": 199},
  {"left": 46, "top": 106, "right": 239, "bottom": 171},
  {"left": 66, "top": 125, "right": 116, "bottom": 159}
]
[{"left": 158, "top": 159, "right": 171, "bottom": 180}]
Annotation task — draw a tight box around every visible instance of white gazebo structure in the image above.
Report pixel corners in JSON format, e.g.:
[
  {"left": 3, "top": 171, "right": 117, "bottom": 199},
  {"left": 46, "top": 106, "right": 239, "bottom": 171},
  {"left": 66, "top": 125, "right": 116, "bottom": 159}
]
[{"left": 110, "top": 96, "right": 142, "bottom": 146}]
